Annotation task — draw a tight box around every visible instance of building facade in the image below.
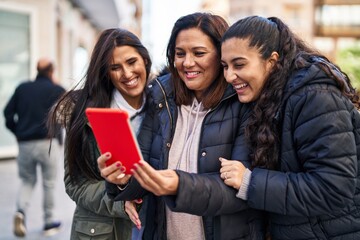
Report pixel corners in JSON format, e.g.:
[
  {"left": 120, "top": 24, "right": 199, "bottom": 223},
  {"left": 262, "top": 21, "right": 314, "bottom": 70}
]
[{"left": 0, "top": 0, "right": 140, "bottom": 158}]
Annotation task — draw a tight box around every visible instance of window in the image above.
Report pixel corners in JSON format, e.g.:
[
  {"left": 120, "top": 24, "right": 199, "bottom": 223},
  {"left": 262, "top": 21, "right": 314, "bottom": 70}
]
[{"left": 0, "top": 9, "right": 30, "bottom": 158}]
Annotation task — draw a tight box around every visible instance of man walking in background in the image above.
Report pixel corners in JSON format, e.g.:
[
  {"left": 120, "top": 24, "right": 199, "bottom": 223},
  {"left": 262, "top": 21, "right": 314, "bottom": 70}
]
[{"left": 3, "top": 57, "right": 65, "bottom": 237}]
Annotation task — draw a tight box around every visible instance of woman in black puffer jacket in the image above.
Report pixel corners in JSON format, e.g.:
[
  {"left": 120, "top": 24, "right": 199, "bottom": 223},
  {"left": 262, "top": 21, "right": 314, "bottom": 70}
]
[{"left": 219, "top": 16, "right": 360, "bottom": 239}]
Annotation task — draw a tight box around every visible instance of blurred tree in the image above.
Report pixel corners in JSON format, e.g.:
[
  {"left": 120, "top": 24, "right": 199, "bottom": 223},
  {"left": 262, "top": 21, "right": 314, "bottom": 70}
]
[{"left": 336, "top": 43, "right": 360, "bottom": 91}]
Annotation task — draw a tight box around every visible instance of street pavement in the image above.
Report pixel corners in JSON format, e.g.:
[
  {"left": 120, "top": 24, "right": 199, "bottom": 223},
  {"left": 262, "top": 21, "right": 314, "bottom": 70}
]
[{"left": 0, "top": 156, "right": 75, "bottom": 240}]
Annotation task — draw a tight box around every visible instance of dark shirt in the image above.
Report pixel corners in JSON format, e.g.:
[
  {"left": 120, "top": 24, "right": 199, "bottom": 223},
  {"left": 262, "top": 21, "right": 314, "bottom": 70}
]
[{"left": 4, "top": 76, "right": 65, "bottom": 141}]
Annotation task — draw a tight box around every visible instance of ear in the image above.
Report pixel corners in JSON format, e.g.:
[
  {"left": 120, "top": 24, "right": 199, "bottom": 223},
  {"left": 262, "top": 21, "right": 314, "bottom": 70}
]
[
  {"left": 268, "top": 51, "right": 279, "bottom": 68},
  {"left": 265, "top": 51, "right": 279, "bottom": 73}
]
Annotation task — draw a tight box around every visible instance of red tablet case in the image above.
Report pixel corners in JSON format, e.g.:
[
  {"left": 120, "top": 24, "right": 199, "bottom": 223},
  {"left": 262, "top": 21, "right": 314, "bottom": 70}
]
[{"left": 85, "top": 108, "right": 142, "bottom": 174}]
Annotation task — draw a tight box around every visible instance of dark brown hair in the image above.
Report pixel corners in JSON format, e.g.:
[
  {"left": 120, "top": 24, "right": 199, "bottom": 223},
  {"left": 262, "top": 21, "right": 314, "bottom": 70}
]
[
  {"left": 48, "top": 28, "right": 151, "bottom": 182},
  {"left": 166, "top": 12, "right": 229, "bottom": 109},
  {"left": 222, "top": 16, "right": 360, "bottom": 169}
]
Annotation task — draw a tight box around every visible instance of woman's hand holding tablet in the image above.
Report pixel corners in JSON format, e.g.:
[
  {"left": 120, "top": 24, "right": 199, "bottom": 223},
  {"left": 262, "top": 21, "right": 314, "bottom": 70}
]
[{"left": 86, "top": 108, "right": 143, "bottom": 175}]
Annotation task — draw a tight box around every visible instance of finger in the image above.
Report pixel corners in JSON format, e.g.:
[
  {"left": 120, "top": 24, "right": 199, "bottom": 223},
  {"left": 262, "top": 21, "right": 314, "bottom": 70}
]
[
  {"left": 102, "top": 167, "right": 131, "bottom": 185},
  {"left": 125, "top": 201, "right": 139, "bottom": 219},
  {"left": 158, "top": 169, "right": 178, "bottom": 177},
  {"left": 220, "top": 171, "right": 231, "bottom": 180},
  {"left": 125, "top": 202, "right": 140, "bottom": 225},
  {"left": 100, "top": 161, "right": 123, "bottom": 178},
  {"left": 131, "top": 164, "right": 154, "bottom": 189},
  {"left": 137, "top": 161, "right": 156, "bottom": 177},
  {"left": 219, "top": 157, "right": 236, "bottom": 167},
  {"left": 224, "top": 172, "right": 243, "bottom": 189},
  {"left": 130, "top": 210, "right": 140, "bottom": 223},
  {"left": 223, "top": 177, "right": 233, "bottom": 186},
  {"left": 220, "top": 172, "right": 226, "bottom": 180},
  {"left": 220, "top": 158, "right": 244, "bottom": 171},
  {"left": 219, "top": 165, "right": 233, "bottom": 174},
  {"left": 117, "top": 173, "right": 126, "bottom": 179},
  {"left": 116, "top": 174, "right": 131, "bottom": 185},
  {"left": 219, "top": 157, "right": 228, "bottom": 163},
  {"left": 97, "top": 152, "right": 111, "bottom": 169},
  {"left": 132, "top": 164, "right": 162, "bottom": 194},
  {"left": 133, "top": 198, "right": 143, "bottom": 204}
]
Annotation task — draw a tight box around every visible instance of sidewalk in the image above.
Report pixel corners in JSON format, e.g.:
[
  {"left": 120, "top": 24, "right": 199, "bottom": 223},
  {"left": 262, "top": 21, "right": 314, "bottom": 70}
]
[{"left": 0, "top": 157, "right": 75, "bottom": 240}]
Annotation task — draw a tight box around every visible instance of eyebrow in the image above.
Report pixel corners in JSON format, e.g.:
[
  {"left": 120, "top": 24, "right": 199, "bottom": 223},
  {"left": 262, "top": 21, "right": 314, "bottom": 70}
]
[
  {"left": 221, "top": 57, "right": 246, "bottom": 64},
  {"left": 110, "top": 56, "right": 138, "bottom": 66},
  {"left": 125, "top": 56, "right": 137, "bottom": 62},
  {"left": 175, "top": 46, "right": 208, "bottom": 51},
  {"left": 231, "top": 57, "right": 246, "bottom": 62}
]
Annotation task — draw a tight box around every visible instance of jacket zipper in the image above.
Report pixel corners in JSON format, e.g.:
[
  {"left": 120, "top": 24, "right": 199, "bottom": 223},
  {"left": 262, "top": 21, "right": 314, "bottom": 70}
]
[
  {"left": 199, "top": 91, "right": 237, "bottom": 238},
  {"left": 198, "top": 91, "right": 237, "bottom": 149}
]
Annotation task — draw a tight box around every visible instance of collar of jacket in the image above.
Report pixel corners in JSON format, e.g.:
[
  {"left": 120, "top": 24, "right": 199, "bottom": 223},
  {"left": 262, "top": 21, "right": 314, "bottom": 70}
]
[
  {"left": 274, "top": 63, "right": 338, "bottom": 124},
  {"left": 283, "top": 64, "right": 336, "bottom": 105},
  {"left": 148, "top": 73, "right": 174, "bottom": 102},
  {"left": 35, "top": 76, "right": 52, "bottom": 82}
]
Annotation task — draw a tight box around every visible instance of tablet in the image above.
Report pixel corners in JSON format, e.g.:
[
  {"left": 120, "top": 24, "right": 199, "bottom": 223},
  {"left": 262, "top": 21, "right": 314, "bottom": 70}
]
[{"left": 85, "top": 108, "right": 142, "bottom": 174}]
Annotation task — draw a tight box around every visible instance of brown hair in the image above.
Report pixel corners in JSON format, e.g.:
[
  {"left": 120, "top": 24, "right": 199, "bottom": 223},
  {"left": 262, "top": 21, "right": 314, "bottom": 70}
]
[
  {"left": 48, "top": 28, "right": 152, "bottom": 182},
  {"left": 166, "top": 12, "right": 229, "bottom": 109},
  {"left": 222, "top": 16, "right": 360, "bottom": 169}
]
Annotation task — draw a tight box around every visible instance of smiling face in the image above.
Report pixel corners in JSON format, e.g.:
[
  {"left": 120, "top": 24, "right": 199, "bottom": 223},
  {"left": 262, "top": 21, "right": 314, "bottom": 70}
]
[
  {"left": 109, "top": 45, "right": 147, "bottom": 109},
  {"left": 174, "top": 28, "right": 220, "bottom": 100},
  {"left": 221, "top": 38, "right": 278, "bottom": 103}
]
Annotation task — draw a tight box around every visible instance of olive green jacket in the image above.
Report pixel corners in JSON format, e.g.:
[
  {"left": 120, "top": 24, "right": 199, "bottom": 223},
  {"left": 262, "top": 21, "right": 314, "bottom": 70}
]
[{"left": 65, "top": 128, "right": 132, "bottom": 239}]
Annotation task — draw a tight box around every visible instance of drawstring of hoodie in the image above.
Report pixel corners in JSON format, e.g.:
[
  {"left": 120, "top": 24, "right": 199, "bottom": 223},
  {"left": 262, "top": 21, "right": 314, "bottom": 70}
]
[{"left": 175, "top": 100, "right": 210, "bottom": 172}]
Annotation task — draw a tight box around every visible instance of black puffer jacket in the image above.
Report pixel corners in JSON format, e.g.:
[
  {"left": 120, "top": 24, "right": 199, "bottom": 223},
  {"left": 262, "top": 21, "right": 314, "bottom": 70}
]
[
  {"left": 107, "top": 74, "right": 266, "bottom": 240},
  {"left": 248, "top": 64, "right": 360, "bottom": 239}
]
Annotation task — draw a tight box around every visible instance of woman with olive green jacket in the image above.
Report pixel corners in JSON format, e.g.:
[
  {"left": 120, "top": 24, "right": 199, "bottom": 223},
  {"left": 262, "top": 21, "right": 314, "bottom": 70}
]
[
  {"left": 48, "top": 27, "right": 152, "bottom": 240},
  {"left": 64, "top": 127, "right": 132, "bottom": 239},
  {"left": 47, "top": 27, "right": 152, "bottom": 240}
]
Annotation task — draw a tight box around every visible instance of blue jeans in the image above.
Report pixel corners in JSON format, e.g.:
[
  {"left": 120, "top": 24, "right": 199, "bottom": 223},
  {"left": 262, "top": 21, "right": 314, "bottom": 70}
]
[{"left": 16, "top": 139, "right": 60, "bottom": 224}]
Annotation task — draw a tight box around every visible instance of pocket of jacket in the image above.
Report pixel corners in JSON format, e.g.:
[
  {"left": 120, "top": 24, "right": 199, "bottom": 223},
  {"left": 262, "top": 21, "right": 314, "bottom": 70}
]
[{"left": 74, "top": 220, "right": 114, "bottom": 240}]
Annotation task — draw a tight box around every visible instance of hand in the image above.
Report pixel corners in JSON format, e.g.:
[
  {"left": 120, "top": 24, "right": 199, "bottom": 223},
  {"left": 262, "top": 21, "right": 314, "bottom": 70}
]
[
  {"left": 97, "top": 152, "right": 131, "bottom": 185},
  {"left": 219, "top": 157, "right": 246, "bottom": 190},
  {"left": 125, "top": 199, "right": 142, "bottom": 229},
  {"left": 131, "top": 160, "right": 179, "bottom": 196}
]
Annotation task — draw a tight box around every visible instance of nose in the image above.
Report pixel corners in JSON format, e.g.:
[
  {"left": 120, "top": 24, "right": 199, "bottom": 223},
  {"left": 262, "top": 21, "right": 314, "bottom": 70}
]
[
  {"left": 224, "top": 67, "right": 237, "bottom": 83},
  {"left": 183, "top": 54, "right": 195, "bottom": 68},
  {"left": 122, "top": 66, "right": 132, "bottom": 79}
]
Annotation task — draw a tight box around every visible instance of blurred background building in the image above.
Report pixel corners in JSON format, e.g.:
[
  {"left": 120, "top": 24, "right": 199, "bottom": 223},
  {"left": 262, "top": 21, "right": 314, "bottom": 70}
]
[
  {"left": 1, "top": 0, "right": 359, "bottom": 159},
  {"left": 0, "top": 0, "right": 141, "bottom": 158}
]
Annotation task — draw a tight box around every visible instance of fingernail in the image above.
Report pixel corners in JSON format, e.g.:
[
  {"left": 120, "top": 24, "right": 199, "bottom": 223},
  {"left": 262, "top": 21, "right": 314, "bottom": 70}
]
[
  {"left": 138, "top": 161, "right": 144, "bottom": 166},
  {"left": 116, "top": 173, "right": 125, "bottom": 179},
  {"left": 116, "top": 162, "right": 121, "bottom": 167},
  {"left": 120, "top": 166, "right": 126, "bottom": 172},
  {"left": 105, "top": 153, "right": 111, "bottom": 158}
]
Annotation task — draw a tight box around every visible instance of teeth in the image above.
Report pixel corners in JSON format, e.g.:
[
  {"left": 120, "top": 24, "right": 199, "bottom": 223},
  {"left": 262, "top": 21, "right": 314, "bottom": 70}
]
[
  {"left": 124, "top": 78, "right": 138, "bottom": 86},
  {"left": 234, "top": 83, "right": 248, "bottom": 89},
  {"left": 186, "top": 71, "right": 200, "bottom": 76}
]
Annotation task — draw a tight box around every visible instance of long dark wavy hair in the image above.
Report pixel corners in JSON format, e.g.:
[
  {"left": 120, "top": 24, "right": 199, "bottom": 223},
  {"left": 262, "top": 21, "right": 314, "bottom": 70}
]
[
  {"left": 222, "top": 16, "right": 360, "bottom": 170},
  {"left": 166, "top": 12, "right": 229, "bottom": 109},
  {"left": 48, "top": 28, "right": 152, "bottom": 182}
]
